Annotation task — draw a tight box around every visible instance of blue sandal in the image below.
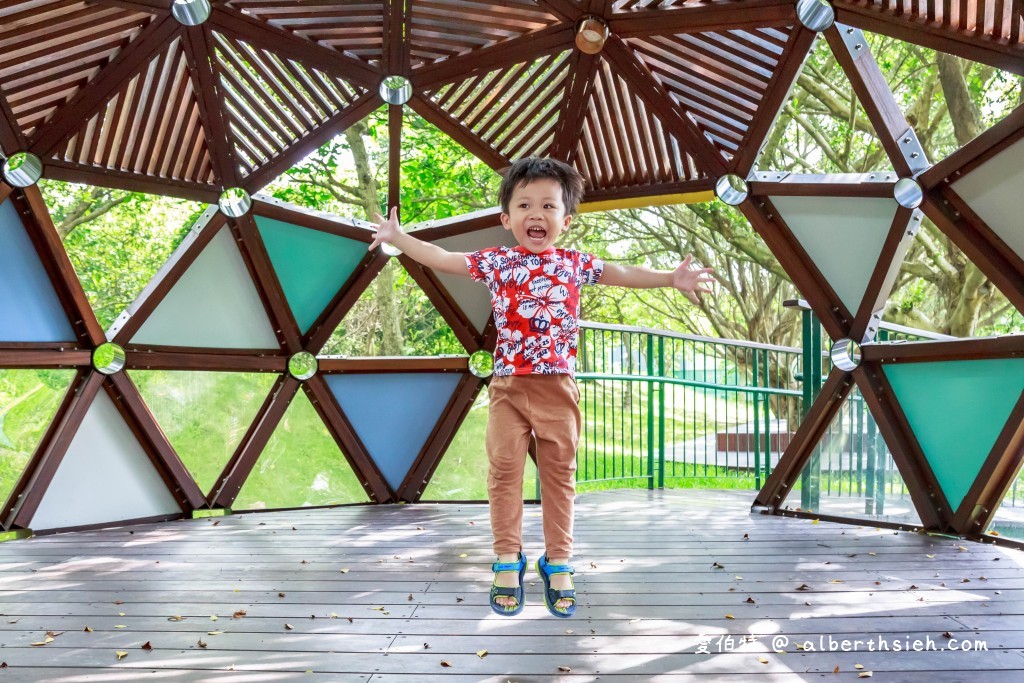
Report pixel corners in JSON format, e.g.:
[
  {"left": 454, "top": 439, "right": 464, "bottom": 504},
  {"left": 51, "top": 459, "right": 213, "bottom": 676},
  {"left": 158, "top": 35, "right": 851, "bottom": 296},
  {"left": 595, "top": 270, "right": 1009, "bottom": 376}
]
[
  {"left": 536, "top": 554, "right": 576, "bottom": 618},
  {"left": 490, "top": 551, "right": 527, "bottom": 616}
]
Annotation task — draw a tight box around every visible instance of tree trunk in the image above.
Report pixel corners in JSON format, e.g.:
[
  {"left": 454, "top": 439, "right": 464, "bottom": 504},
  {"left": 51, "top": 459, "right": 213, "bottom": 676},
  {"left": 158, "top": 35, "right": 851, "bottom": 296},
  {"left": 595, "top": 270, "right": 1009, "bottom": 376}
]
[{"left": 345, "top": 122, "right": 404, "bottom": 355}]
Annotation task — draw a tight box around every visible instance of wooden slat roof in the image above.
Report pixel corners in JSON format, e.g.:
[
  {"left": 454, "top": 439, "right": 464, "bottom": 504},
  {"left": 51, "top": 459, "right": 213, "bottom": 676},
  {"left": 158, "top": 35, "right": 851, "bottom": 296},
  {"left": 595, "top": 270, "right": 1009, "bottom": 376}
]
[{"left": 0, "top": 0, "right": 1021, "bottom": 202}]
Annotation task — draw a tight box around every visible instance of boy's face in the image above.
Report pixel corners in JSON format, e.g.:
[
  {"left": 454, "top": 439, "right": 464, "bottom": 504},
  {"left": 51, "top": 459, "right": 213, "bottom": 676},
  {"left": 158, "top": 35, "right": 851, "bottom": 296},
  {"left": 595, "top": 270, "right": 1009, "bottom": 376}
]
[{"left": 500, "top": 178, "right": 572, "bottom": 253}]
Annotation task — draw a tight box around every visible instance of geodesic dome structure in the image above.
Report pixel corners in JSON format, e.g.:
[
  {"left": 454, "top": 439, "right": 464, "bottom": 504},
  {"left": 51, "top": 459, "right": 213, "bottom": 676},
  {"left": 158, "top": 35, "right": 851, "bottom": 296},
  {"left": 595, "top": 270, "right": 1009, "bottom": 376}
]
[{"left": 1, "top": 0, "right": 1024, "bottom": 539}]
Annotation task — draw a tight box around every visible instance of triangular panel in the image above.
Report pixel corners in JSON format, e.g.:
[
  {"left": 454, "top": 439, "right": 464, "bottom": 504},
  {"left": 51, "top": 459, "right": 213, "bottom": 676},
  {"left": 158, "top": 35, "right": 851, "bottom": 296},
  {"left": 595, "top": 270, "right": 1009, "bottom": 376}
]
[
  {"left": 132, "top": 226, "right": 280, "bottom": 349},
  {"left": 234, "top": 390, "right": 370, "bottom": 510},
  {"left": 770, "top": 195, "right": 898, "bottom": 314},
  {"left": 430, "top": 225, "right": 518, "bottom": 335},
  {"left": 212, "top": 32, "right": 368, "bottom": 178},
  {"left": 628, "top": 26, "right": 797, "bottom": 159},
  {"left": 325, "top": 373, "right": 462, "bottom": 491},
  {"left": 57, "top": 35, "right": 213, "bottom": 185},
  {"left": 30, "top": 390, "right": 180, "bottom": 530},
  {"left": 757, "top": 37, "right": 890, "bottom": 173},
  {"left": 132, "top": 370, "right": 278, "bottom": 495},
  {"left": 883, "top": 358, "right": 1024, "bottom": 513},
  {"left": 794, "top": 382, "right": 922, "bottom": 525},
  {"left": 255, "top": 215, "right": 367, "bottom": 334},
  {"left": 0, "top": 200, "right": 75, "bottom": 342},
  {"left": 577, "top": 58, "right": 701, "bottom": 189},
  {"left": 409, "top": 1, "right": 561, "bottom": 67},
  {"left": 0, "top": 369, "right": 77, "bottom": 509},
  {"left": 0, "top": 2, "right": 154, "bottom": 137},
  {"left": 321, "top": 262, "right": 466, "bottom": 356},
  {"left": 424, "top": 51, "right": 571, "bottom": 161},
  {"left": 950, "top": 135, "right": 1024, "bottom": 262},
  {"left": 421, "top": 388, "right": 539, "bottom": 500}
]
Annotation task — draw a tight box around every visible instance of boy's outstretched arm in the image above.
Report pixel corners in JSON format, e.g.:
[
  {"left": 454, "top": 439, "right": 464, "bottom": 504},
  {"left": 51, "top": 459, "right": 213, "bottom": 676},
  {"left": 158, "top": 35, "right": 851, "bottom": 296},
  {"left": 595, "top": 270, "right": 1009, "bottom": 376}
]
[
  {"left": 599, "top": 254, "right": 715, "bottom": 304},
  {"left": 368, "top": 206, "right": 469, "bottom": 277}
]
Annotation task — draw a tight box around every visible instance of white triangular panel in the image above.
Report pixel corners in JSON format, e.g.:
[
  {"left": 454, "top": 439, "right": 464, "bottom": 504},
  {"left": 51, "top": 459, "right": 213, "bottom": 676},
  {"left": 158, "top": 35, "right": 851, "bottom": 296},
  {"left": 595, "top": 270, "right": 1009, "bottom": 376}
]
[
  {"left": 30, "top": 391, "right": 180, "bottom": 531},
  {"left": 431, "top": 225, "right": 518, "bottom": 334},
  {"left": 770, "top": 196, "right": 897, "bottom": 314},
  {"left": 951, "top": 136, "right": 1024, "bottom": 261},
  {"left": 132, "top": 226, "right": 279, "bottom": 348}
]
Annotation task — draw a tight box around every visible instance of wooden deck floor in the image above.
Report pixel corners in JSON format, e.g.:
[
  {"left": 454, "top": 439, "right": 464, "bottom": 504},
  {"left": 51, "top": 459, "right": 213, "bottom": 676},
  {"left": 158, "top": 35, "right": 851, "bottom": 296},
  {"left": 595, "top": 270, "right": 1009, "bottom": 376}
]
[{"left": 0, "top": 489, "right": 1022, "bottom": 682}]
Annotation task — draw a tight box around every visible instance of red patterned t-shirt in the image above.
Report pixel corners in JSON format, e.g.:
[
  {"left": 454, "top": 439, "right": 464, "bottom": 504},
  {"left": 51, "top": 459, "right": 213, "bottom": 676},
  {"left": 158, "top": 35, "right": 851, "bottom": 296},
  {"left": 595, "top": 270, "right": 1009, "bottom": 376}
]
[{"left": 465, "top": 246, "right": 604, "bottom": 376}]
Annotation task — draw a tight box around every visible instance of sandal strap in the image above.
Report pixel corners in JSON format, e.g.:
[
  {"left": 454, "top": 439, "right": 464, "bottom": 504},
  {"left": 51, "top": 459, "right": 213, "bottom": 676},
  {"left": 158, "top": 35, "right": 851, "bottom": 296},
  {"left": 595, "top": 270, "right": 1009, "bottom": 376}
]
[
  {"left": 492, "top": 561, "right": 523, "bottom": 573},
  {"left": 547, "top": 588, "right": 576, "bottom": 601},
  {"left": 491, "top": 586, "right": 521, "bottom": 598},
  {"left": 541, "top": 562, "right": 574, "bottom": 576}
]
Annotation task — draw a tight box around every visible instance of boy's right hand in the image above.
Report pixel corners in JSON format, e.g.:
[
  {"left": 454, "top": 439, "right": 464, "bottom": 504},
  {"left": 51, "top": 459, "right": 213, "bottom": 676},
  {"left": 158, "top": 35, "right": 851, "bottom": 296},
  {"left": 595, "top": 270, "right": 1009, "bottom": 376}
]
[{"left": 368, "top": 206, "right": 401, "bottom": 251}]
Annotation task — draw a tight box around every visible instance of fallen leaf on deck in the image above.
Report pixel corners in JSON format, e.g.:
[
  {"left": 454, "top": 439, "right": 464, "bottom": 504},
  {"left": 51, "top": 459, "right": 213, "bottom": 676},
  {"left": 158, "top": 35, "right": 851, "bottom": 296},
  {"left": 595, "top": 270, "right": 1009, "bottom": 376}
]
[
  {"left": 957, "top": 546, "right": 968, "bottom": 552},
  {"left": 208, "top": 631, "right": 223, "bottom": 635},
  {"left": 114, "top": 625, "right": 126, "bottom": 629},
  {"left": 590, "top": 562, "right": 597, "bottom": 569},
  {"left": 858, "top": 673, "right": 873, "bottom": 678},
  {"left": 278, "top": 593, "right": 285, "bottom": 598},
  {"left": 829, "top": 580, "right": 844, "bottom": 584},
  {"left": 284, "top": 624, "right": 294, "bottom": 630},
  {"left": 167, "top": 616, "right": 184, "bottom": 622},
  {"left": 440, "top": 660, "right": 452, "bottom": 668},
  {"left": 833, "top": 665, "right": 840, "bottom": 673},
  {"left": 115, "top": 652, "right": 128, "bottom": 660},
  {"left": 711, "top": 562, "right": 725, "bottom": 569},
  {"left": 233, "top": 610, "right": 247, "bottom": 619},
  {"left": 113, "top": 600, "right": 124, "bottom": 605},
  {"left": 990, "top": 530, "right": 1000, "bottom": 536},
  {"left": 141, "top": 641, "right": 152, "bottom": 651},
  {"left": 758, "top": 657, "right": 768, "bottom": 664},
  {"left": 629, "top": 619, "right": 641, "bottom": 623},
  {"left": 745, "top": 597, "right": 755, "bottom": 603},
  {"left": 340, "top": 568, "right": 349, "bottom": 573},
  {"left": 811, "top": 519, "right": 819, "bottom": 525},
  {"left": 408, "top": 594, "right": 414, "bottom": 601},
  {"left": 558, "top": 666, "right": 571, "bottom": 672},
  {"left": 346, "top": 617, "right": 354, "bottom": 623},
  {"left": 371, "top": 606, "right": 386, "bottom": 611},
  {"left": 210, "top": 616, "right": 218, "bottom": 621},
  {"left": 724, "top": 614, "right": 735, "bottom": 619},
  {"left": 118, "top": 612, "right": 125, "bottom": 617},
  {"left": 476, "top": 650, "right": 488, "bottom": 658},
  {"left": 734, "top": 576, "right": 743, "bottom": 580},
  {"left": 796, "top": 584, "right": 811, "bottom": 591},
  {"left": 909, "top": 585, "right": 918, "bottom": 590},
  {"left": 423, "top": 643, "right": 430, "bottom": 649},
  {"left": 197, "top": 639, "right": 207, "bottom": 649},
  {"left": 456, "top": 597, "right": 464, "bottom": 603},
  {"left": 458, "top": 553, "right": 468, "bottom": 558},
  {"left": 743, "top": 534, "right": 749, "bottom": 540},
  {"left": 926, "top": 554, "right": 935, "bottom": 559},
  {"left": 84, "top": 626, "right": 93, "bottom": 633}
]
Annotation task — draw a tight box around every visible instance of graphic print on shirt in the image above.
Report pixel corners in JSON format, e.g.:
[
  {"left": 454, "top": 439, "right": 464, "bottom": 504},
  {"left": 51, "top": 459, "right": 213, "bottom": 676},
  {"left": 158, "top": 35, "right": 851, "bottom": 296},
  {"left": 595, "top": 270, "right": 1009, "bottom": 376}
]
[{"left": 466, "top": 246, "right": 603, "bottom": 376}]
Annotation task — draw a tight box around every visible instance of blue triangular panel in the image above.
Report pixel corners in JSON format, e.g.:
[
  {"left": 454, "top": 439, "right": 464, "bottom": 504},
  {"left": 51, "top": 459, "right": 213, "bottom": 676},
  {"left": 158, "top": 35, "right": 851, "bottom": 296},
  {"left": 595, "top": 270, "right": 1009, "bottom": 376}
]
[
  {"left": 325, "top": 373, "right": 462, "bottom": 491},
  {"left": 0, "top": 200, "right": 75, "bottom": 342}
]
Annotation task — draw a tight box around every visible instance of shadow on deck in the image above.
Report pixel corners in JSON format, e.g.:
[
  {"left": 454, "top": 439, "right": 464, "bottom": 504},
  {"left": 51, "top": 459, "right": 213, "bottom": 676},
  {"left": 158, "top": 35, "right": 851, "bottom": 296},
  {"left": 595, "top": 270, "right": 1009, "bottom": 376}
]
[{"left": 0, "top": 489, "right": 1022, "bottom": 681}]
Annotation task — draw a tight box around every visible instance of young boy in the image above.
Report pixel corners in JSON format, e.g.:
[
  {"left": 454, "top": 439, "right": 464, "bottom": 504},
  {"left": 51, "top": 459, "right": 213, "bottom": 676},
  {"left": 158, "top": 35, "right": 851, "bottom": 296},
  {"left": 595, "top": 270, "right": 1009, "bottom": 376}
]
[{"left": 369, "top": 157, "right": 713, "bottom": 618}]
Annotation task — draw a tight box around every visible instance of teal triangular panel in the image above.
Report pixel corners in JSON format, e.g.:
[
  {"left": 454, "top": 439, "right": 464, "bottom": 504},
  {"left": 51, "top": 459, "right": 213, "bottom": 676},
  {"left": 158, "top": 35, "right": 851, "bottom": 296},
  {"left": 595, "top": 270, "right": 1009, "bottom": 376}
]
[
  {"left": 0, "top": 200, "right": 75, "bottom": 342},
  {"left": 884, "top": 358, "right": 1024, "bottom": 512},
  {"left": 132, "top": 226, "right": 279, "bottom": 348},
  {"left": 324, "top": 373, "right": 461, "bottom": 491},
  {"left": 770, "top": 196, "right": 896, "bottom": 314},
  {"left": 255, "top": 216, "right": 367, "bottom": 334}
]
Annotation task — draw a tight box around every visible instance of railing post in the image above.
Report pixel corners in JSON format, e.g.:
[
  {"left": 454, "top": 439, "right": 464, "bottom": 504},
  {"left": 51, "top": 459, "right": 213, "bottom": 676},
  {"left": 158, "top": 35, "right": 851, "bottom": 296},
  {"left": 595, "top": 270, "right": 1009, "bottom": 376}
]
[
  {"left": 657, "top": 335, "right": 666, "bottom": 490},
  {"left": 646, "top": 334, "right": 655, "bottom": 490},
  {"left": 762, "top": 347, "right": 771, "bottom": 488},
  {"left": 753, "top": 350, "right": 761, "bottom": 490},
  {"left": 800, "top": 308, "right": 823, "bottom": 511}
]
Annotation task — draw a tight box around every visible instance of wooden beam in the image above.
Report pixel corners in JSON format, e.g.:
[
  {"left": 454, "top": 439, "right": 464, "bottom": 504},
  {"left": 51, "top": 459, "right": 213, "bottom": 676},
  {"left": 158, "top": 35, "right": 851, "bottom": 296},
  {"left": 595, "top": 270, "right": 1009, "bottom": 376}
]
[
  {"left": 826, "top": 24, "right": 916, "bottom": 177},
  {"left": 182, "top": 25, "right": 237, "bottom": 187},
  {"left": 0, "top": 92, "right": 26, "bottom": 153},
  {"left": 29, "top": 15, "right": 179, "bottom": 156},
  {"left": 600, "top": 36, "right": 728, "bottom": 178},
  {"left": 302, "top": 377, "right": 393, "bottom": 503},
  {"left": 18, "top": 187, "right": 107, "bottom": 346},
  {"left": 611, "top": 0, "right": 796, "bottom": 36},
  {"left": 740, "top": 196, "right": 851, "bottom": 340},
  {"left": 124, "top": 349, "right": 289, "bottom": 372},
  {"left": 87, "top": 0, "right": 170, "bottom": 14},
  {"left": 398, "top": 374, "right": 483, "bottom": 501},
  {"left": 408, "top": 207, "right": 504, "bottom": 240},
  {"left": 549, "top": 51, "right": 598, "bottom": 163},
  {"left": 4, "top": 371, "right": 103, "bottom": 530},
  {"left": 388, "top": 104, "right": 402, "bottom": 210},
  {"left": 43, "top": 158, "right": 221, "bottom": 204},
  {"left": 922, "top": 189, "right": 1024, "bottom": 315},
  {"left": 849, "top": 207, "right": 919, "bottom": 341},
  {"left": 0, "top": 349, "right": 92, "bottom": 368},
  {"left": 734, "top": 26, "right": 817, "bottom": 174},
  {"left": 208, "top": 6, "right": 380, "bottom": 89},
  {"left": 231, "top": 214, "right": 303, "bottom": 353},
  {"left": 833, "top": 2, "right": 1024, "bottom": 77},
  {"left": 318, "top": 357, "right": 469, "bottom": 373},
  {"left": 536, "top": 0, "right": 583, "bottom": 24},
  {"left": 861, "top": 334, "right": 1024, "bottom": 364},
  {"left": 854, "top": 362, "right": 951, "bottom": 531},
  {"left": 749, "top": 175, "right": 897, "bottom": 197},
  {"left": 210, "top": 374, "right": 300, "bottom": 507},
  {"left": 753, "top": 369, "right": 854, "bottom": 509},
  {"left": 106, "top": 372, "right": 206, "bottom": 510},
  {"left": 951, "top": 391, "right": 1024, "bottom": 536}
]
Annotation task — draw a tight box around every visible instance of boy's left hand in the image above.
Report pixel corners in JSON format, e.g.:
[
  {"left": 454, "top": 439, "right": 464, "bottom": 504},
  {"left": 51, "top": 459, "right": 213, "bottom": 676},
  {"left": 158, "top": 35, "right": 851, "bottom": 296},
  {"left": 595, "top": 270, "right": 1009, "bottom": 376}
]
[{"left": 673, "top": 254, "right": 715, "bottom": 304}]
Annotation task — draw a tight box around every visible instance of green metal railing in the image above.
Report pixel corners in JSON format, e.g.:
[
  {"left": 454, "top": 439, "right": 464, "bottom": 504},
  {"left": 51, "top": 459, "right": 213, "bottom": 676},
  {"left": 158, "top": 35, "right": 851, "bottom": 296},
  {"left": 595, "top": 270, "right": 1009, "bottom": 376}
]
[{"left": 575, "top": 322, "right": 802, "bottom": 492}]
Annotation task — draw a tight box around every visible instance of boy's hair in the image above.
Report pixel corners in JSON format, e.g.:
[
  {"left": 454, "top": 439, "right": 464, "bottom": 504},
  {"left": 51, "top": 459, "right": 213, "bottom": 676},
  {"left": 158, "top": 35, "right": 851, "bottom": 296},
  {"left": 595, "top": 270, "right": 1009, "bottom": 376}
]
[{"left": 498, "top": 157, "right": 586, "bottom": 216}]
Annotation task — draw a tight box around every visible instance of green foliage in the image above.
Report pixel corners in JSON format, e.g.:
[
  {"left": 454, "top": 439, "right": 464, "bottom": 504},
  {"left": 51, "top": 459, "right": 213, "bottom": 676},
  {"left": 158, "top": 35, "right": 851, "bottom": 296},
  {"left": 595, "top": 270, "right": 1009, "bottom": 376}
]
[{"left": 0, "top": 369, "right": 75, "bottom": 506}]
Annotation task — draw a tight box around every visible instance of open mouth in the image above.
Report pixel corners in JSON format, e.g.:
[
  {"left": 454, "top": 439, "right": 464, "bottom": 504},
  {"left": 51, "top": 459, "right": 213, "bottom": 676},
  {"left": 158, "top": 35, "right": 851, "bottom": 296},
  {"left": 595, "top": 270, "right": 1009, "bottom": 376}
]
[{"left": 526, "top": 226, "right": 547, "bottom": 241}]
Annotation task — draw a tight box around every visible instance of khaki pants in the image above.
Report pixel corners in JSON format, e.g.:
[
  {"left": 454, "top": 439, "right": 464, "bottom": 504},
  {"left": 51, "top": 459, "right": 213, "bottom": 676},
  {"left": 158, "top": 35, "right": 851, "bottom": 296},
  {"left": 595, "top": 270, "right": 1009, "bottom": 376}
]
[{"left": 486, "top": 374, "right": 580, "bottom": 558}]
